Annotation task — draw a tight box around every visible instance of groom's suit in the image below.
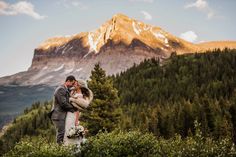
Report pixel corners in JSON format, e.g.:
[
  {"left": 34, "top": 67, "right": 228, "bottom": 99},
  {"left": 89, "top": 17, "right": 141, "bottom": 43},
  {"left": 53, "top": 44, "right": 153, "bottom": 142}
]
[{"left": 49, "top": 85, "right": 76, "bottom": 144}]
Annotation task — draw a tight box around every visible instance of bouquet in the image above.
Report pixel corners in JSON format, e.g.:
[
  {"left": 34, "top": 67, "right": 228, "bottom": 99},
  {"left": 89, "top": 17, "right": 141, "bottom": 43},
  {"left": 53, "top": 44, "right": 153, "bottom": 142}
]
[{"left": 67, "top": 125, "right": 85, "bottom": 138}]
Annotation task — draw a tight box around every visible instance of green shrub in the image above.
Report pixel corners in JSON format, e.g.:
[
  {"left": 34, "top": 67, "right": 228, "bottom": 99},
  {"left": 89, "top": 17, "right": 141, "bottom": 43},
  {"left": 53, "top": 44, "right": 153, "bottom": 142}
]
[
  {"left": 3, "top": 136, "right": 76, "bottom": 157},
  {"left": 154, "top": 121, "right": 236, "bottom": 157},
  {"left": 80, "top": 122, "right": 236, "bottom": 157},
  {"left": 80, "top": 130, "right": 159, "bottom": 157},
  {"left": 3, "top": 122, "right": 236, "bottom": 157}
]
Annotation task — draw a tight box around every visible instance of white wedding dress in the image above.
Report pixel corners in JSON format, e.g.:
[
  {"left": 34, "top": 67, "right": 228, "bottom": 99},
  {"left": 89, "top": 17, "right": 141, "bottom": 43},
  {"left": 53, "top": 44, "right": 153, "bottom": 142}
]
[
  {"left": 64, "top": 87, "right": 93, "bottom": 151},
  {"left": 64, "top": 93, "right": 86, "bottom": 147}
]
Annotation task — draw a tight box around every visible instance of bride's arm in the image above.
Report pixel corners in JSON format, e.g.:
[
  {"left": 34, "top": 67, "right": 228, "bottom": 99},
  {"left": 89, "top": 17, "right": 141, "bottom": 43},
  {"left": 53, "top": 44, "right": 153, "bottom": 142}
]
[
  {"left": 69, "top": 97, "right": 90, "bottom": 109},
  {"left": 69, "top": 89, "right": 93, "bottom": 110}
]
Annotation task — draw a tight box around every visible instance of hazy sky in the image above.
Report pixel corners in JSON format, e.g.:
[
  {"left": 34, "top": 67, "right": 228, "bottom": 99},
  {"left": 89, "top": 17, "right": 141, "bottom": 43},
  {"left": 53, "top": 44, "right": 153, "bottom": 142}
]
[{"left": 0, "top": 0, "right": 236, "bottom": 77}]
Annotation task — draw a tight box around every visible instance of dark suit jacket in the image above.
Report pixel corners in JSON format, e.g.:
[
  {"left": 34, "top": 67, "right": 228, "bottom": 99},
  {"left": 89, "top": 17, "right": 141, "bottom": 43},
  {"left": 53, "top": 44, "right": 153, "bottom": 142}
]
[{"left": 49, "top": 85, "right": 76, "bottom": 120}]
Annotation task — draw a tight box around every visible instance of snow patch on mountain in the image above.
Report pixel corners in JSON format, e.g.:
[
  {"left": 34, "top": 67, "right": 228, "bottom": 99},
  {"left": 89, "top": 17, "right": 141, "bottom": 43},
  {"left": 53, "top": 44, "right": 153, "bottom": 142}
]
[
  {"left": 156, "top": 32, "right": 165, "bottom": 39},
  {"left": 62, "top": 45, "right": 70, "bottom": 54},
  {"left": 144, "top": 25, "right": 151, "bottom": 31},
  {"left": 64, "top": 68, "right": 74, "bottom": 74},
  {"left": 132, "top": 22, "right": 142, "bottom": 35},
  {"left": 38, "top": 75, "right": 54, "bottom": 84},
  {"left": 67, "top": 46, "right": 73, "bottom": 52},
  {"left": 165, "top": 38, "right": 168, "bottom": 44},
  {"left": 31, "top": 69, "right": 49, "bottom": 81},
  {"left": 76, "top": 68, "right": 83, "bottom": 72},
  {"left": 151, "top": 28, "right": 165, "bottom": 39},
  {"left": 88, "top": 32, "right": 100, "bottom": 53},
  {"left": 105, "top": 25, "right": 113, "bottom": 41},
  {"left": 54, "top": 64, "right": 65, "bottom": 72}
]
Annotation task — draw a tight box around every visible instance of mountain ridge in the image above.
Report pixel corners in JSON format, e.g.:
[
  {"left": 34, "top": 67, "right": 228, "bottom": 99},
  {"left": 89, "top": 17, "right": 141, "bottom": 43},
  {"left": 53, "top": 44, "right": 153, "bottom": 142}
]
[
  {"left": 0, "top": 13, "right": 236, "bottom": 86},
  {"left": 36, "top": 14, "right": 200, "bottom": 56}
]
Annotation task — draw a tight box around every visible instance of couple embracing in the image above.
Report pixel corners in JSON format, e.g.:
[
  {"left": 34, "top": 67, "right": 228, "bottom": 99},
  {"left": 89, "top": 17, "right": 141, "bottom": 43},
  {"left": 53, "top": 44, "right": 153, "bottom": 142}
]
[{"left": 48, "top": 75, "right": 93, "bottom": 147}]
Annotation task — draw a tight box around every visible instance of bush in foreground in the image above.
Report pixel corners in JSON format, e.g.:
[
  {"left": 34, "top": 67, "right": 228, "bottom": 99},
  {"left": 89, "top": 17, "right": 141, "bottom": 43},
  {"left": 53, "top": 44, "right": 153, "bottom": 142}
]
[
  {"left": 3, "top": 136, "right": 76, "bottom": 157},
  {"left": 4, "top": 122, "right": 236, "bottom": 157},
  {"left": 80, "top": 127, "right": 236, "bottom": 157},
  {"left": 80, "top": 130, "right": 158, "bottom": 157}
]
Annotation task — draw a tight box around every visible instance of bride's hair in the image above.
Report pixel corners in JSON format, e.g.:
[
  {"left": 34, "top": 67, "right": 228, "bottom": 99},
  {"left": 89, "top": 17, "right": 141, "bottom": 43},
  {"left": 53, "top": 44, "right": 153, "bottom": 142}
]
[
  {"left": 81, "top": 87, "right": 89, "bottom": 97},
  {"left": 73, "top": 80, "right": 90, "bottom": 98}
]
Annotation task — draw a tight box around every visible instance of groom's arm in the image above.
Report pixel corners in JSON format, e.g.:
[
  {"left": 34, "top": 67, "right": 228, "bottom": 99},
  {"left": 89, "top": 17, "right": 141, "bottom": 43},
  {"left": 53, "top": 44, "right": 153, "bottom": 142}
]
[{"left": 55, "top": 88, "right": 76, "bottom": 112}]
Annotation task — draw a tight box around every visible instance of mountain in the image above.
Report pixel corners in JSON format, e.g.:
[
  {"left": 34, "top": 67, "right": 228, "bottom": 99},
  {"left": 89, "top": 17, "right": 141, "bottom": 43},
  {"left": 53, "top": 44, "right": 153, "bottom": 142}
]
[
  {"left": 0, "top": 13, "right": 236, "bottom": 127},
  {"left": 197, "top": 41, "right": 236, "bottom": 50},
  {"left": 2, "top": 13, "right": 232, "bottom": 86}
]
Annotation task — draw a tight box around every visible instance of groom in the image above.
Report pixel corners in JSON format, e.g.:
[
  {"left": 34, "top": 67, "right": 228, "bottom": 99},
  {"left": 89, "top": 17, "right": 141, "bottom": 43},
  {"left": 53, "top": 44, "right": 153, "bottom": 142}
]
[{"left": 49, "top": 75, "right": 77, "bottom": 144}]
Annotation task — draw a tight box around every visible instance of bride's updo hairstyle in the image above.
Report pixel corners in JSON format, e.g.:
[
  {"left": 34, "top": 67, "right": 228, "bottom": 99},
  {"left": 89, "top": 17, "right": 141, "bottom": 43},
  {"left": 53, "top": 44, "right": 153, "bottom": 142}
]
[{"left": 76, "top": 79, "right": 91, "bottom": 98}]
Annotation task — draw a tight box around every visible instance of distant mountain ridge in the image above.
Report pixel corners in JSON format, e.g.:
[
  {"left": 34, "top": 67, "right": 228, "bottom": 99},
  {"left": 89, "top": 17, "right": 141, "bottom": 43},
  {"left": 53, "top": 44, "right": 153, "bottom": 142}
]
[{"left": 0, "top": 13, "right": 235, "bottom": 86}]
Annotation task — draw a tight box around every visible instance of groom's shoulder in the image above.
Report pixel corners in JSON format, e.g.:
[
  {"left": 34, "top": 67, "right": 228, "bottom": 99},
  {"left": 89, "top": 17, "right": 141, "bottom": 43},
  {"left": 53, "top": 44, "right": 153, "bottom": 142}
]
[{"left": 54, "top": 85, "right": 66, "bottom": 95}]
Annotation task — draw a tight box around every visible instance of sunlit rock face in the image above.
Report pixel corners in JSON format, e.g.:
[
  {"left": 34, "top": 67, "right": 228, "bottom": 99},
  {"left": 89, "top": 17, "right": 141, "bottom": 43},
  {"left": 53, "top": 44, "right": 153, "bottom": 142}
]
[{"left": 1, "top": 13, "right": 235, "bottom": 86}]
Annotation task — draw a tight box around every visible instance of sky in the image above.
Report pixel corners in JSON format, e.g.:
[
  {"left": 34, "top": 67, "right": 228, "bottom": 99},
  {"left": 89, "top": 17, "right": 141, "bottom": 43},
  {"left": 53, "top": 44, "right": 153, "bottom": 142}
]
[{"left": 0, "top": 0, "right": 236, "bottom": 77}]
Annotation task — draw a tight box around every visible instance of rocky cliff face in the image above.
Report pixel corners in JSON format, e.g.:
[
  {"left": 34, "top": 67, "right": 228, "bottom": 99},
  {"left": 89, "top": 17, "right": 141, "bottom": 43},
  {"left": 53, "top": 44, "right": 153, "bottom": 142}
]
[{"left": 0, "top": 14, "right": 235, "bottom": 86}]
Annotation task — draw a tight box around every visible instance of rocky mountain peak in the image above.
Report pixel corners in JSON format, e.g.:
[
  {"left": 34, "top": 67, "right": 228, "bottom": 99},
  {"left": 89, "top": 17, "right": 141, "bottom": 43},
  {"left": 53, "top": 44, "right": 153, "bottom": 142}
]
[{"left": 1, "top": 14, "right": 235, "bottom": 86}]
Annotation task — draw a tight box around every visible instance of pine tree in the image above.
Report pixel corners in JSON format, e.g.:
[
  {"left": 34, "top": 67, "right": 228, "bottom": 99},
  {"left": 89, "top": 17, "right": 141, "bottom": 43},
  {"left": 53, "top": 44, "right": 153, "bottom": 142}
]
[{"left": 81, "top": 63, "right": 121, "bottom": 135}]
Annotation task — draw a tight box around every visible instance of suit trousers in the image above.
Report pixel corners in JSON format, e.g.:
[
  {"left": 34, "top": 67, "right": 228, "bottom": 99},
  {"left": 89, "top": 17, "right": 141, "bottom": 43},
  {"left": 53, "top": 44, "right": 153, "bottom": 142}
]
[{"left": 52, "top": 119, "right": 65, "bottom": 144}]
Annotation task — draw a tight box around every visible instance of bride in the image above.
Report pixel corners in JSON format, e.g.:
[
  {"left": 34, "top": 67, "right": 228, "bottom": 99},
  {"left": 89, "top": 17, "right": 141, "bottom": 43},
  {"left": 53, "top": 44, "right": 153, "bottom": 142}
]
[{"left": 64, "top": 79, "right": 93, "bottom": 148}]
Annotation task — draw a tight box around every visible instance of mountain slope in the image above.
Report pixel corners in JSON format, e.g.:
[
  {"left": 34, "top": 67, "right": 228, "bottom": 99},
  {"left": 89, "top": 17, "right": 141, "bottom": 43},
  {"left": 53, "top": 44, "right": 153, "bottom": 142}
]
[
  {"left": 0, "top": 14, "right": 235, "bottom": 86},
  {"left": 35, "top": 14, "right": 199, "bottom": 56}
]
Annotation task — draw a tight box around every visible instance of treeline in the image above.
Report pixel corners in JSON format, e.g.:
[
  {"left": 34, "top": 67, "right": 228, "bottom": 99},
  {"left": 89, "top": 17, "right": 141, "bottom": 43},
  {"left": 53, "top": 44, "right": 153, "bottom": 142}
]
[
  {"left": 112, "top": 48, "right": 236, "bottom": 141},
  {"left": 0, "top": 101, "right": 55, "bottom": 155},
  {"left": 114, "top": 48, "right": 236, "bottom": 104}
]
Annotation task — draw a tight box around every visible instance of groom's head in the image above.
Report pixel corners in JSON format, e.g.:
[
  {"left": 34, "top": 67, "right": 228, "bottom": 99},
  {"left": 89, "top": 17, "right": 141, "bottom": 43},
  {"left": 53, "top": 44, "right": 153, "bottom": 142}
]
[{"left": 64, "top": 75, "right": 76, "bottom": 88}]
